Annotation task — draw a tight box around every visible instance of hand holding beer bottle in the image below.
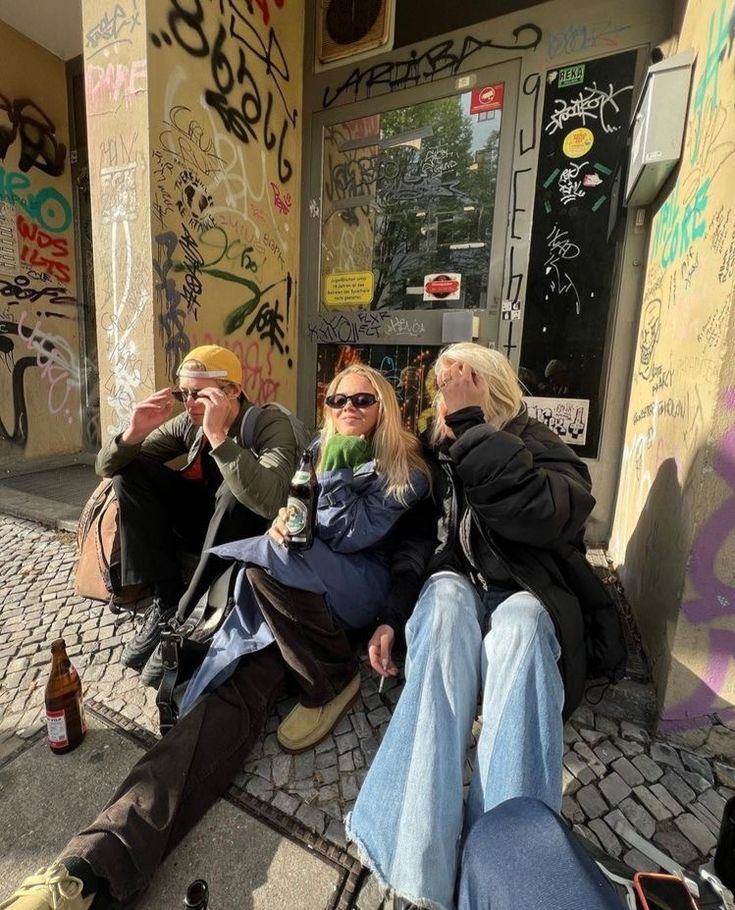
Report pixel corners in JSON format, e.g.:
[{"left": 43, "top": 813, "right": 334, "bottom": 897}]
[{"left": 282, "top": 449, "right": 318, "bottom": 551}]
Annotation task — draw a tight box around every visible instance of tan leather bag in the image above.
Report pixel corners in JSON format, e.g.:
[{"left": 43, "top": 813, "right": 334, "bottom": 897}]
[{"left": 74, "top": 479, "right": 148, "bottom": 604}]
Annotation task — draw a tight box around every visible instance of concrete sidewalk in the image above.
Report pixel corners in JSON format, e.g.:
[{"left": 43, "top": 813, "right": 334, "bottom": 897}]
[
  {"left": 0, "top": 718, "right": 345, "bottom": 909},
  {"left": 2, "top": 507, "right": 735, "bottom": 907}
]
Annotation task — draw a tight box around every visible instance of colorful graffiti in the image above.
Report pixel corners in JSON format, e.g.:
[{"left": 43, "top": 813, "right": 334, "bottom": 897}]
[
  {"left": 668, "top": 389, "right": 735, "bottom": 719},
  {"left": 0, "top": 168, "right": 73, "bottom": 233},
  {"left": 0, "top": 30, "right": 81, "bottom": 464},
  {"left": 16, "top": 214, "right": 72, "bottom": 283},
  {"left": 611, "top": 0, "right": 735, "bottom": 724}
]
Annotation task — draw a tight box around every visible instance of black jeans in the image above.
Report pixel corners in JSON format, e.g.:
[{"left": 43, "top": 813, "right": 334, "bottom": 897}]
[
  {"left": 112, "top": 457, "right": 267, "bottom": 618},
  {"left": 65, "top": 646, "right": 287, "bottom": 904},
  {"left": 63, "top": 576, "right": 362, "bottom": 903},
  {"left": 246, "top": 566, "right": 359, "bottom": 707}
]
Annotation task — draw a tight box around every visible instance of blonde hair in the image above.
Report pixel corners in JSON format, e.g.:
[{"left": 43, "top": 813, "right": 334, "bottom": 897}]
[
  {"left": 319, "top": 364, "right": 430, "bottom": 505},
  {"left": 430, "top": 343, "right": 524, "bottom": 445}
]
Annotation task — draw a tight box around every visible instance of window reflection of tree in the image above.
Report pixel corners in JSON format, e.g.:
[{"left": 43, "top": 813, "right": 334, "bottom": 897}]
[{"left": 371, "top": 96, "right": 500, "bottom": 312}]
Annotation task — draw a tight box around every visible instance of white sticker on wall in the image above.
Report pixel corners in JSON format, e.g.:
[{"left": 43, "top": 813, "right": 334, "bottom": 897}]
[
  {"left": 0, "top": 203, "right": 19, "bottom": 276},
  {"left": 524, "top": 396, "right": 589, "bottom": 446},
  {"left": 424, "top": 273, "right": 461, "bottom": 302},
  {"left": 501, "top": 299, "right": 522, "bottom": 321}
]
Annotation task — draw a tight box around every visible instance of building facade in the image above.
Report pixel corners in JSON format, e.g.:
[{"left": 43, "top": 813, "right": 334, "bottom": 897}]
[{"left": 1, "top": 0, "right": 734, "bottom": 734}]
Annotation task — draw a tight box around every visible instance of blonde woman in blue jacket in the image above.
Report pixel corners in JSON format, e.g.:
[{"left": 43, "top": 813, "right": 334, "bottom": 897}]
[{"left": 179, "top": 363, "right": 431, "bottom": 749}]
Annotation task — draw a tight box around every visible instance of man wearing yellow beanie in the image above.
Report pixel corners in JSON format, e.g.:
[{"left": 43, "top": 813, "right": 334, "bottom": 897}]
[{"left": 95, "top": 345, "right": 300, "bottom": 677}]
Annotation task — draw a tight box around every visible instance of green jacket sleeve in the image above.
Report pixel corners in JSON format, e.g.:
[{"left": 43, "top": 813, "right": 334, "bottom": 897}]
[
  {"left": 95, "top": 412, "right": 192, "bottom": 477},
  {"left": 211, "top": 407, "right": 299, "bottom": 518}
]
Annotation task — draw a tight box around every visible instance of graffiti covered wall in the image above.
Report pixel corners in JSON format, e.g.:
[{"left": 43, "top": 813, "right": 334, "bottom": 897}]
[
  {"left": 0, "top": 22, "right": 82, "bottom": 466},
  {"left": 83, "top": 0, "right": 156, "bottom": 440},
  {"left": 147, "top": 0, "right": 303, "bottom": 408},
  {"left": 609, "top": 0, "right": 735, "bottom": 725},
  {"left": 308, "top": 0, "right": 672, "bottom": 535}
]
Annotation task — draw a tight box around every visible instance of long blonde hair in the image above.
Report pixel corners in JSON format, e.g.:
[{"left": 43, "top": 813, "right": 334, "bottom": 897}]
[
  {"left": 430, "top": 343, "right": 524, "bottom": 445},
  {"left": 319, "top": 364, "right": 431, "bottom": 504}
]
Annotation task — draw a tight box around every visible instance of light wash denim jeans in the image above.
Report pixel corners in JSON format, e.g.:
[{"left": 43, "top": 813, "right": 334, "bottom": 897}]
[{"left": 346, "top": 571, "right": 564, "bottom": 910}]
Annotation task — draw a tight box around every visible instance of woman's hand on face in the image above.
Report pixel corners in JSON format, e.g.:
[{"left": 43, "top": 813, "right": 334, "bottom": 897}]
[
  {"left": 268, "top": 507, "right": 291, "bottom": 546},
  {"left": 367, "top": 624, "right": 398, "bottom": 678},
  {"left": 437, "top": 361, "right": 484, "bottom": 416}
]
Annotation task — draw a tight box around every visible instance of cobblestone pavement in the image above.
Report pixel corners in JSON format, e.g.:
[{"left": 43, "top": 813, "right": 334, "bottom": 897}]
[{"left": 3, "top": 513, "right": 735, "bottom": 889}]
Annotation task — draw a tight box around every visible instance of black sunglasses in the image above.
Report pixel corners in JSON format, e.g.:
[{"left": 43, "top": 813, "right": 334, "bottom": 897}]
[
  {"left": 325, "top": 392, "right": 379, "bottom": 410},
  {"left": 172, "top": 388, "right": 209, "bottom": 402}
]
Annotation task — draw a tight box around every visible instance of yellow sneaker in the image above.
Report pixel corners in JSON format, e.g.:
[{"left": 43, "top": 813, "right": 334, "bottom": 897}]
[
  {"left": 277, "top": 674, "right": 361, "bottom": 753},
  {"left": 0, "top": 863, "right": 94, "bottom": 909}
]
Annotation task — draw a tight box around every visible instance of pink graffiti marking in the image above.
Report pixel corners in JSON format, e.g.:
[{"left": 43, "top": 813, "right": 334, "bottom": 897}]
[
  {"left": 667, "top": 388, "right": 735, "bottom": 720},
  {"left": 85, "top": 60, "right": 147, "bottom": 116},
  {"left": 270, "top": 181, "right": 292, "bottom": 216},
  {"left": 188, "top": 332, "right": 281, "bottom": 404},
  {"left": 723, "top": 387, "right": 735, "bottom": 410},
  {"left": 16, "top": 310, "right": 81, "bottom": 420}
]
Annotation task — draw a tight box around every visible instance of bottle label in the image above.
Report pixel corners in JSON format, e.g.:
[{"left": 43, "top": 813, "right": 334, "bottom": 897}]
[
  {"left": 46, "top": 708, "right": 68, "bottom": 748},
  {"left": 285, "top": 497, "right": 308, "bottom": 537},
  {"left": 291, "top": 470, "right": 310, "bottom": 485}
]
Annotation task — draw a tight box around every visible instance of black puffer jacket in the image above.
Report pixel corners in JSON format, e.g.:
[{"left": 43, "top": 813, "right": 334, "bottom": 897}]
[{"left": 380, "top": 406, "right": 626, "bottom": 720}]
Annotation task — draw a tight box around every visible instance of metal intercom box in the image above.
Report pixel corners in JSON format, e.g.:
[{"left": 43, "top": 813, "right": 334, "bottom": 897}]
[{"left": 625, "top": 49, "right": 695, "bottom": 206}]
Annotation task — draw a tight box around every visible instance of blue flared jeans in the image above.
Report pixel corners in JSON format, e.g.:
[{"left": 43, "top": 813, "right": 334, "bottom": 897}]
[{"left": 346, "top": 571, "right": 565, "bottom": 910}]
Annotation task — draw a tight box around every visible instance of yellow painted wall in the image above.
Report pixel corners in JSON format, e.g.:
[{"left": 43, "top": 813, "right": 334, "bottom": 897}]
[
  {"left": 609, "top": 0, "right": 735, "bottom": 725},
  {"left": 82, "top": 0, "right": 156, "bottom": 440},
  {"left": 0, "top": 21, "right": 82, "bottom": 465},
  {"left": 146, "top": 0, "right": 304, "bottom": 408}
]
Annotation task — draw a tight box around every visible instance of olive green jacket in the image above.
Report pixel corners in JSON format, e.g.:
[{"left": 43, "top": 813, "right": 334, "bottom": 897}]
[{"left": 95, "top": 398, "right": 299, "bottom": 519}]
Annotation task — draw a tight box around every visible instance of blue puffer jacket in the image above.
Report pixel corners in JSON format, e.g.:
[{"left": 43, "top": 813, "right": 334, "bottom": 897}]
[{"left": 178, "top": 460, "right": 428, "bottom": 714}]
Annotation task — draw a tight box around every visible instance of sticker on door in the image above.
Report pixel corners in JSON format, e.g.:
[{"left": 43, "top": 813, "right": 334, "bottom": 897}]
[{"left": 424, "top": 273, "right": 461, "bottom": 301}]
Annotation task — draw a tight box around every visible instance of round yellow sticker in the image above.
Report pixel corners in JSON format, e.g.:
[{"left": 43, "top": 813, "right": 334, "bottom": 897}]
[{"left": 562, "top": 127, "right": 594, "bottom": 158}]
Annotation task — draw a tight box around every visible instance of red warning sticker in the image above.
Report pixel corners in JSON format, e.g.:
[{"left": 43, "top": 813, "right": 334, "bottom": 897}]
[
  {"left": 424, "top": 273, "right": 461, "bottom": 301},
  {"left": 470, "top": 84, "right": 504, "bottom": 114}
]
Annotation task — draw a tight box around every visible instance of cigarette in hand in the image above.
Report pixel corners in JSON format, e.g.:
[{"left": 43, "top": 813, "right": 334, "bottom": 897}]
[{"left": 378, "top": 660, "right": 388, "bottom": 694}]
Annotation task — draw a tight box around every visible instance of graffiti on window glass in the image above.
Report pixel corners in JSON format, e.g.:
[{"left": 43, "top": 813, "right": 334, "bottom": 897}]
[{"left": 321, "top": 91, "right": 502, "bottom": 311}]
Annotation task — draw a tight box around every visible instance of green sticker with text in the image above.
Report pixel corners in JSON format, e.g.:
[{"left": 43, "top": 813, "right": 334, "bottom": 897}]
[{"left": 558, "top": 65, "right": 585, "bottom": 88}]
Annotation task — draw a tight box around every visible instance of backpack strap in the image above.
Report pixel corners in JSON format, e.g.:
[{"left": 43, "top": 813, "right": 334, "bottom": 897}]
[
  {"left": 157, "top": 627, "right": 182, "bottom": 735},
  {"left": 239, "top": 404, "right": 263, "bottom": 452},
  {"left": 156, "top": 564, "right": 239, "bottom": 734}
]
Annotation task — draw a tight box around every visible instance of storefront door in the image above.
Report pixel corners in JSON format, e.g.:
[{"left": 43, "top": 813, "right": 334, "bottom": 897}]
[{"left": 298, "top": 60, "right": 519, "bottom": 432}]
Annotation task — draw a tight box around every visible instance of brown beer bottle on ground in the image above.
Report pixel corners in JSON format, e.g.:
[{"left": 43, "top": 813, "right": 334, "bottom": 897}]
[
  {"left": 45, "top": 638, "right": 87, "bottom": 754},
  {"left": 284, "top": 449, "right": 318, "bottom": 551}
]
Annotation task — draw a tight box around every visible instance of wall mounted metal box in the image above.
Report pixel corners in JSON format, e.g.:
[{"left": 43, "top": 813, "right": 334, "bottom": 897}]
[{"left": 625, "top": 49, "right": 695, "bottom": 206}]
